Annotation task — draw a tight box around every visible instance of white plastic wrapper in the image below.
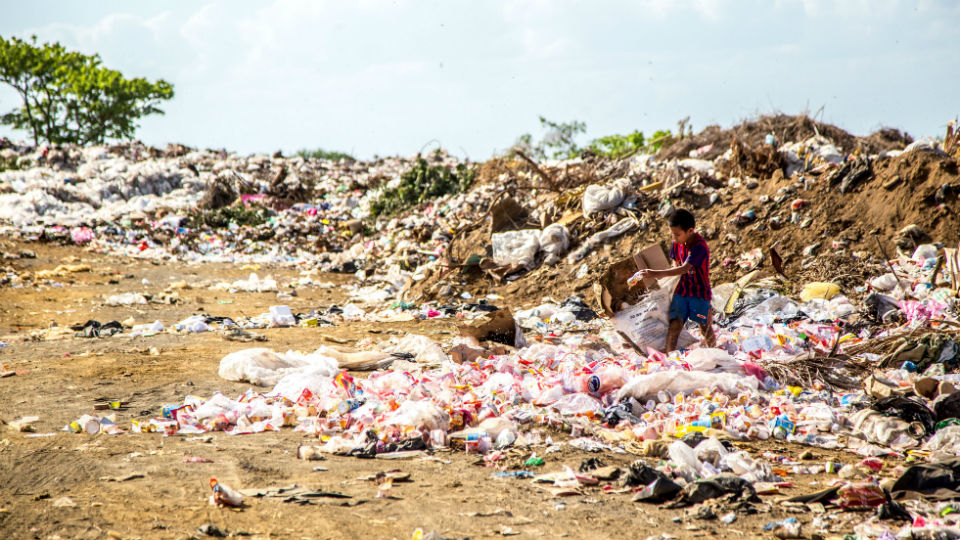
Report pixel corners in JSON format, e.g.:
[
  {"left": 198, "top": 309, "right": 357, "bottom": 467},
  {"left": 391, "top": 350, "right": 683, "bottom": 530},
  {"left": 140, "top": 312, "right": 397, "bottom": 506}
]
[
  {"left": 617, "top": 370, "right": 758, "bottom": 401},
  {"left": 390, "top": 334, "right": 447, "bottom": 365},
  {"left": 218, "top": 348, "right": 338, "bottom": 386},
  {"left": 491, "top": 229, "right": 540, "bottom": 269},
  {"left": 581, "top": 179, "right": 628, "bottom": 218},
  {"left": 566, "top": 217, "right": 637, "bottom": 263},
  {"left": 105, "top": 292, "right": 148, "bottom": 306},
  {"left": 384, "top": 400, "right": 450, "bottom": 432},
  {"left": 684, "top": 348, "right": 741, "bottom": 372},
  {"left": 538, "top": 223, "right": 570, "bottom": 265}
]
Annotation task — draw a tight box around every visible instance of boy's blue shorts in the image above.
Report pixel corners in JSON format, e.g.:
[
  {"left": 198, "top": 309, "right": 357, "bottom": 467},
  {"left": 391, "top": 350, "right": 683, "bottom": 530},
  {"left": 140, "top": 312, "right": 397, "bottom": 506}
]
[{"left": 669, "top": 294, "right": 710, "bottom": 325}]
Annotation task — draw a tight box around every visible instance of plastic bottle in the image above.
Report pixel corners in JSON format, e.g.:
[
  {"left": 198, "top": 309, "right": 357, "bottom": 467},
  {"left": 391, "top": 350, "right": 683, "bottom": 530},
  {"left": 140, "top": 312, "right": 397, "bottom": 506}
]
[
  {"left": 210, "top": 478, "right": 244, "bottom": 507},
  {"left": 583, "top": 365, "right": 628, "bottom": 395}
]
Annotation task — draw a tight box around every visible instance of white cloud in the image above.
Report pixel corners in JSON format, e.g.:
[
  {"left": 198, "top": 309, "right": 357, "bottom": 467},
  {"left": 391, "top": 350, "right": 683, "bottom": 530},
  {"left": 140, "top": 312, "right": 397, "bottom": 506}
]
[{"left": 1, "top": 0, "right": 956, "bottom": 156}]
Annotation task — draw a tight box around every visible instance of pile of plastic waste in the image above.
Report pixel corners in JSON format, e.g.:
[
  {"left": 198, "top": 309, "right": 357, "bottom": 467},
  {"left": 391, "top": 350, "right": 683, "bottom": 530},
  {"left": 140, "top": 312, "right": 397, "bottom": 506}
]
[
  {"left": 4, "top": 118, "right": 960, "bottom": 540},
  {"left": 134, "top": 240, "right": 958, "bottom": 455}
]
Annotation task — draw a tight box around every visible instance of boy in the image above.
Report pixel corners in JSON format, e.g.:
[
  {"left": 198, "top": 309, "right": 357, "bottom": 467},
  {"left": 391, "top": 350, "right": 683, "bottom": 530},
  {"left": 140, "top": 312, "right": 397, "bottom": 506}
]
[{"left": 635, "top": 208, "right": 716, "bottom": 352}]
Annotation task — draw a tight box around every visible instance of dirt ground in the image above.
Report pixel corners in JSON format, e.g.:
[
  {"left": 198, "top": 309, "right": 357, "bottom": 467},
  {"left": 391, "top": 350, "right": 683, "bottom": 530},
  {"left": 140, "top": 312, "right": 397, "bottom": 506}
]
[{"left": 0, "top": 242, "right": 904, "bottom": 540}]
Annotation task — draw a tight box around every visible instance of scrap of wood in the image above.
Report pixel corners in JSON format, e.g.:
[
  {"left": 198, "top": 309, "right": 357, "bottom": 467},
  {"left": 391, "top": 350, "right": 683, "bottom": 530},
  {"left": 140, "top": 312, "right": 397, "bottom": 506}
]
[
  {"left": 724, "top": 269, "right": 760, "bottom": 315},
  {"left": 514, "top": 150, "right": 560, "bottom": 192},
  {"left": 944, "top": 245, "right": 959, "bottom": 295}
]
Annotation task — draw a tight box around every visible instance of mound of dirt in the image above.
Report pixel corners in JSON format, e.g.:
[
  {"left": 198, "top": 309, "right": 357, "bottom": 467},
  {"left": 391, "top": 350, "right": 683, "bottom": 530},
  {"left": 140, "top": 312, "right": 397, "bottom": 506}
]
[
  {"left": 411, "top": 147, "right": 959, "bottom": 311},
  {"left": 659, "top": 114, "right": 909, "bottom": 161},
  {"left": 680, "top": 148, "right": 959, "bottom": 286},
  {"left": 862, "top": 128, "right": 914, "bottom": 153}
]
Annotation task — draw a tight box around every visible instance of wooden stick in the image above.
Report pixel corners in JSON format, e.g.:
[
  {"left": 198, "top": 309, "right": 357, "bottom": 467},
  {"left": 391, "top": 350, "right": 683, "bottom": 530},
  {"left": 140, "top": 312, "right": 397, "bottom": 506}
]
[
  {"left": 928, "top": 255, "right": 943, "bottom": 286},
  {"left": 874, "top": 234, "right": 911, "bottom": 299},
  {"left": 515, "top": 150, "right": 560, "bottom": 192}
]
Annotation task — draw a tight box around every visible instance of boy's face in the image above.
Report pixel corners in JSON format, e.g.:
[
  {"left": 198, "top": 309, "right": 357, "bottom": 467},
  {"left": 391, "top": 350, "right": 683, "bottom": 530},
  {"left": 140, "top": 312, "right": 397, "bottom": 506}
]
[{"left": 670, "top": 225, "right": 695, "bottom": 245}]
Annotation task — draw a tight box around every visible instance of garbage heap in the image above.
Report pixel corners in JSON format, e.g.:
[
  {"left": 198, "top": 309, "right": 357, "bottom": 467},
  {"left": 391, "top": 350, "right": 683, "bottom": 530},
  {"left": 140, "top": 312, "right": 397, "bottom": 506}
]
[
  {"left": 3, "top": 115, "right": 960, "bottom": 538},
  {"left": 2, "top": 115, "right": 958, "bottom": 311},
  {"left": 120, "top": 237, "right": 960, "bottom": 538}
]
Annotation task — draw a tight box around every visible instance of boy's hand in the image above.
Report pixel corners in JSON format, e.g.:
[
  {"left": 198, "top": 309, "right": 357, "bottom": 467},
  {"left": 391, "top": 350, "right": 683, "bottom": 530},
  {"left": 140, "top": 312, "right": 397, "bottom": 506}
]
[{"left": 627, "top": 268, "right": 656, "bottom": 287}]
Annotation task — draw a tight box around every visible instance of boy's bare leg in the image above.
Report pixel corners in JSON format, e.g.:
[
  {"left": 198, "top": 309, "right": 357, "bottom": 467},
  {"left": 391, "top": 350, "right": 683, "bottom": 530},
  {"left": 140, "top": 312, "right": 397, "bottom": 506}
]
[
  {"left": 700, "top": 309, "right": 717, "bottom": 348},
  {"left": 665, "top": 319, "right": 683, "bottom": 352}
]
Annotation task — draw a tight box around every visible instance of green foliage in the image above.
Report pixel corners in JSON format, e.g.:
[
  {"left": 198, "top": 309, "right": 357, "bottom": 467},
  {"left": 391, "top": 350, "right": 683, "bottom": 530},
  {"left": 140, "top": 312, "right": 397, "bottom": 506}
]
[
  {"left": 0, "top": 152, "right": 20, "bottom": 172},
  {"left": 511, "top": 116, "right": 587, "bottom": 160},
  {"left": 588, "top": 129, "right": 675, "bottom": 157},
  {"left": 538, "top": 116, "right": 587, "bottom": 159},
  {"left": 0, "top": 35, "right": 174, "bottom": 145},
  {"left": 509, "top": 132, "right": 538, "bottom": 159},
  {"left": 588, "top": 130, "right": 646, "bottom": 158},
  {"left": 511, "top": 117, "right": 677, "bottom": 161},
  {"left": 190, "top": 203, "right": 270, "bottom": 229},
  {"left": 296, "top": 148, "right": 354, "bottom": 161},
  {"left": 370, "top": 158, "right": 475, "bottom": 216},
  {"left": 648, "top": 130, "right": 675, "bottom": 153}
]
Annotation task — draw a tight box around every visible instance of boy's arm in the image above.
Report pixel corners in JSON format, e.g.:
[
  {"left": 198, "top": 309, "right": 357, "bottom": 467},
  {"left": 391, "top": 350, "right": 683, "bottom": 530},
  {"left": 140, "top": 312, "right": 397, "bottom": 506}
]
[
  {"left": 636, "top": 243, "right": 706, "bottom": 280},
  {"left": 636, "top": 263, "right": 691, "bottom": 280}
]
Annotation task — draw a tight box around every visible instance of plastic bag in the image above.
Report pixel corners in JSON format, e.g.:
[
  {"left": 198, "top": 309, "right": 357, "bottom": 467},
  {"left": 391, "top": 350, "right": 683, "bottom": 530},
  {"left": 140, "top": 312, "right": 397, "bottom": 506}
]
[
  {"left": 817, "top": 144, "right": 843, "bottom": 164},
  {"left": 870, "top": 273, "right": 904, "bottom": 292},
  {"left": 582, "top": 180, "right": 627, "bottom": 218},
  {"left": 539, "top": 224, "right": 570, "bottom": 265},
  {"left": 736, "top": 295, "right": 799, "bottom": 326},
  {"left": 392, "top": 334, "right": 447, "bottom": 364},
  {"left": 492, "top": 229, "right": 540, "bottom": 269},
  {"left": 694, "top": 437, "right": 729, "bottom": 467},
  {"left": 192, "top": 393, "right": 240, "bottom": 421},
  {"left": 613, "top": 316, "right": 696, "bottom": 352},
  {"left": 269, "top": 305, "right": 295, "bottom": 326},
  {"left": 618, "top": 370, "right": 758, "bottom": 401},
  {"left": 341, "top": 304, "right": 366, "bottom": 319},
  {"left": 477, "top": 417, "right": 518, "bottom": 442},
  {"left": 668, "top": 440, "right": 702, "bottom": 481},
  {"left": 516, "top": 304, "right": 559, "bottom": 326},
  {"left": 213, "top": 273, "right": 278, "bottom": 293},
  {"left": 384, "top": 400, "right": 450, "bottom": 432},
  {"left": 106, "top": 292, "right": 147, "bottom": 306},
  {"left": 722, "top": 450, "right": 775, "bottom": 482},
  {"left": 913, "top": 244, "right": 938, "bottom": 260},
  {"left": 566, "top": 218, "right": 638, "bottom": 263},
  {"left": 921, "top": 425, "right": 960, "bottom": 458},
  {"left": 550, "top": 392, "right": 603, "bottom": 415},
  {"left": 799, "top": 282, "right": 840, "bottom": 302},
  {"left": 130, "top": 320, "right": 164, "bottom": 336},
  {"left": 271, "top": 368, "right": 335, "bottom": 400},
  {"left": 218, "top": 348, "right": 338, "bottom": 386},
  {"left": 685, "top": 348, "right": 740, "bottom": 372},
  {"left": 612, "top": 275, "right": 696, "bottom": 352},
  {"left": 849, "top": 409, "right": 920, "bottom": 450},
  {"left": 518, "top": 343, "right": 560, "bottom": 365},
  {"left": 175, "top": 315, "right": 209, "bottom": 333}
]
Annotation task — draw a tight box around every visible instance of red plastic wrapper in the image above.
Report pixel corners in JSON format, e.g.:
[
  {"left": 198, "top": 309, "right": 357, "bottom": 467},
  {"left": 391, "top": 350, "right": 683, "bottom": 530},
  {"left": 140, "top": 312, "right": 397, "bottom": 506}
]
[{"left": 836, "top": 482, "right": 885, "bottom": 509}]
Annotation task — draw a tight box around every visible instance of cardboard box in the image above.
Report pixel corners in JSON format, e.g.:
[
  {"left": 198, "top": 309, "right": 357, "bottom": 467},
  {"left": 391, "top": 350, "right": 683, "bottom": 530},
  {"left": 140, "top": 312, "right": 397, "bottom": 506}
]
[
  {"left": 596, "top": 243, "right": 670, "bottom": 317},
  {"left": 458, "top": 307, "right": 526, "bottom": 349}
]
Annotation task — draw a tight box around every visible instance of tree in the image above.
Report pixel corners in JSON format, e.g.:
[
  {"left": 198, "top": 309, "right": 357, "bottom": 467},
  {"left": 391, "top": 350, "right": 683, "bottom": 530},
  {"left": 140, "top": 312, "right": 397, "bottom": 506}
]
[
  {"left": 510, "top": 117, "right": 587, "bottom": 160},
  {"left": 537, "top": 116, "right": 586, "bottom": 159},
  {"left": 0, "top": 35, "right": 173, "bottom": 145}
]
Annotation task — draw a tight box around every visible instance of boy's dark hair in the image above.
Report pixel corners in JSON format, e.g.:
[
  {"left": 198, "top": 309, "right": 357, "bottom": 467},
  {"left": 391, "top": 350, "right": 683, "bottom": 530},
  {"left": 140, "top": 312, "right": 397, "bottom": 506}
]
[{"left": 668, "top": 208, "right": 696, "bottom": 230}]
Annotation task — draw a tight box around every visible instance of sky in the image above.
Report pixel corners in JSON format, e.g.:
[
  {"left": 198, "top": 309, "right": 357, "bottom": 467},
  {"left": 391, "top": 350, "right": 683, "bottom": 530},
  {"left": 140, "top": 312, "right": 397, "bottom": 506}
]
[{"left": 1, "top": 0, "right": 958, "bottom": 159}]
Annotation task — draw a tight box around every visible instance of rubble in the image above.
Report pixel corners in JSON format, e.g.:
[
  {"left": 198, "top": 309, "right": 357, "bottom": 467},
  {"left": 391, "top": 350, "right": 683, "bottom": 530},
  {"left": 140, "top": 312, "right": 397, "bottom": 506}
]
[{"left": 2, "top": 115, "right": 960, "bottom": 539}]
